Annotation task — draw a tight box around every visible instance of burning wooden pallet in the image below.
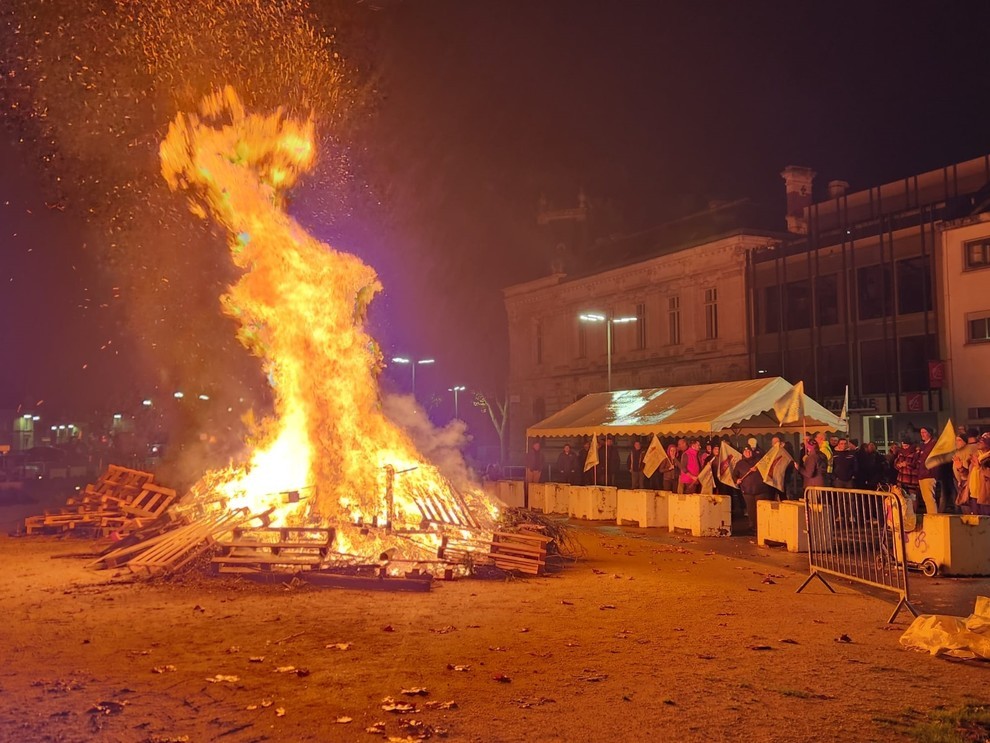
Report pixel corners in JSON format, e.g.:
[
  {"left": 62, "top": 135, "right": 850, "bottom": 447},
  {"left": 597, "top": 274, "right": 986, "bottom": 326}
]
[
  {"left": 211, "top": 526, "right": 334, "bottom": 574},
  {"left": 23, "top": 465, "right": 177, "bottom": 536}
]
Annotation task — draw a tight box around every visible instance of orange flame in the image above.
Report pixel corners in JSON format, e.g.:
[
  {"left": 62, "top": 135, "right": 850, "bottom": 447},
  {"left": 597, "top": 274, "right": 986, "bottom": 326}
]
[{"left": 160, "top": 87, "right": 496, "bottom": 562}]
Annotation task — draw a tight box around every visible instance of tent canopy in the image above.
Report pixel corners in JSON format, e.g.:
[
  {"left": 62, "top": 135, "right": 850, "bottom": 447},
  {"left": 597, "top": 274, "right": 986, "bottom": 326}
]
[{"left": 526, "top": 377, "right": 847, "bottom": 439}]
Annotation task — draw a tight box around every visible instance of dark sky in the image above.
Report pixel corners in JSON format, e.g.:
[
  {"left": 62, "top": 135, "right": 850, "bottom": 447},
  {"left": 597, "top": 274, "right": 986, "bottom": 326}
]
[{"left": 3, "top": 1, "right": 990, "bottom": 436}]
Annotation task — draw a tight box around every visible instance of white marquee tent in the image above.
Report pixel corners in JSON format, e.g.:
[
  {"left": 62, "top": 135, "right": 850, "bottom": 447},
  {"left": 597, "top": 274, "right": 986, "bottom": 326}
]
[{"left": 526, "top": 377, "right": 847, "bottom": 440}]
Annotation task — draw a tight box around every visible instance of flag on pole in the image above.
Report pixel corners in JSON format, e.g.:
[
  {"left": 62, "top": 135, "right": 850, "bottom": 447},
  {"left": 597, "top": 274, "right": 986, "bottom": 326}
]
[
  {"left": 716, "top": 441, "right": 744, "bottom": 489},
  {"left": 583, "top": 434, "right": 599, "bottom": 472},
  {"left": 756, "top": 444, "right": 795, "bottom": 492},
  {"left": 698, "top": 464, "right": 715, "bottom": 494},
  {"left": 642, "top": 433, "right": 671, "bottom": 478},
  {"left": 772, "top": 380, "right": 805, "bottom": 426},
  {"left": 839, "top": 384, "right": 849, "bottom": 423},
  {"left": 925, "top": 420, "right": 957, "bottom": 470}
]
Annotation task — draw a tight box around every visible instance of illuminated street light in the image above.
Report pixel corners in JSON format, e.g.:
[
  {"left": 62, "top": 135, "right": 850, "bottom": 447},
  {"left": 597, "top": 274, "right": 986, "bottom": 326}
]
[
  {"left": 578, "top": 311, "right": 638, "bottom": 392},
  {"left": 448, "top": 385, "right": 466, "bottom": 419},
  {"left": 173, "top": 391, "right": 184, "bottom": 399},
  {"left": 391, "top": 356, "right": 435, "bottom": 397},
  {"left": 142, "top": 399, "right": 153, "bottom": 407},
  {"left": 198, "top": 394, "right": 210, "bottom": 401}
]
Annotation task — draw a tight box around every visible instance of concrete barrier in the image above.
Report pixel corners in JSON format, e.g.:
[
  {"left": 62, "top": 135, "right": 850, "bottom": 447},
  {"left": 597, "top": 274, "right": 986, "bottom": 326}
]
[
  {"left": 668, "top": 493, "right": 731, "bottom": 537},
  {"left": 616, "top": 489, "right": 669, "bottom": 528},
  {"left": 569, "top": 485, "right": 618, "bottom": 521},
  {"left": 905, "top": 514, "right": 990, "bottom": 576},
  {"left": 529, "top": 482, "right": 570, "bottom": 514},
  {"left": 496, "top": 480, "right": 526, "bottom": 508}
]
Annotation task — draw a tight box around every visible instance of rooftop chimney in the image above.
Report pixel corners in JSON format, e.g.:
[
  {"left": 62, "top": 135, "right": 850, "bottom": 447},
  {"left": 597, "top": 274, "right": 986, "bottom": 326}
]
[
  {"left": 780, "top": 165, "right": 816, "bottom": 234},
  {"left": 827, "top": 180, "right": 850, "bottom": 199}
]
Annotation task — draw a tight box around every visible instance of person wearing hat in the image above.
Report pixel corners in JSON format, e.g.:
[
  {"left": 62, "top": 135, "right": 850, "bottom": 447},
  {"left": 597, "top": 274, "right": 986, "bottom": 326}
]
[{"left": 915, "top": 426, "right": 939, "bottom": 514}]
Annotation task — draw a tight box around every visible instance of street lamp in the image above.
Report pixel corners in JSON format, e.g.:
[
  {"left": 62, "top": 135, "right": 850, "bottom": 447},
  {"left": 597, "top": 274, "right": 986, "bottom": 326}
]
[
  {"left": 448, "top": 385, "right": 466, "bottom": 419},
  {"left": 391, "top": 356, "right": 435, "bottom": 396},
  {"left": 578, "top": 312, "right": 638, "bottom": 392}
]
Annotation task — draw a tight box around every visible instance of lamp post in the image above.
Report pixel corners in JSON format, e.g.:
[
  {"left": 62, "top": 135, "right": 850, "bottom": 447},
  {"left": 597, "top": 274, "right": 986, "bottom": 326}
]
[
  {"left": 448, "top": 385, "right": 466, "bottom": 419},
  {"left": 392, "top": 357, "right": 435, "bottom": 397},
  {"left": 578, "top": 312, "right": 637, "bottom": 392}
]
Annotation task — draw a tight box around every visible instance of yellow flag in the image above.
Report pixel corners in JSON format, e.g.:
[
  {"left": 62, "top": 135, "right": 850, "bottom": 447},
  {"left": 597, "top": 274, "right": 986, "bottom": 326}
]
[
  {"left": 772, "top": 381, "right": 805, "bottom": 425},
  {"left": 716, "top": 441, "right": 744, "bottom": 489},
  {"left": 756, "top": 445, "right": 794, "bottom": 491},
  {"left": 642, "top": 434, "right": 671, "bottom": 478},
  {"left": 698, "top": 464, "right": 715, "bottom": 494},
  {"left": 925, "top": 420, "right": 957, "bottom": 470},
  {"left": 583, "top": 434, "right": 599, "bottom": 472}
]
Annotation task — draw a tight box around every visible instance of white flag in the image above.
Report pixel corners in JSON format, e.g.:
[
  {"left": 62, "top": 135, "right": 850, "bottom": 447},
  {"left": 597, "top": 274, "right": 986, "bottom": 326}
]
[
  {"left": 583, "top": 435, "right": 599, "bottom": 472},
  {"left": 698, "top": 464, "right": 715, "bottom": 494},
  {"left": 756, "top": 445, "right": 795, "bottom": 492},
  {"left": 773, "top": 381, "right": 805, "bottom": 426},
  {"left": 716, "top": 441, "right": 744, "bottom": 490},
  {"left": 642, "top": 434, "right": 671, "bottom": 478},
  {"left": 839, "top": 385, "right": 849, "bottom": 423}
]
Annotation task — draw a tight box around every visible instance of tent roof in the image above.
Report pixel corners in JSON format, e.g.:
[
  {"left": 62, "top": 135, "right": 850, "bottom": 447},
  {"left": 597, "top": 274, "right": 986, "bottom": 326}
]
[{"left": 526, "top": 377, "right": 847, "bottom": 438}]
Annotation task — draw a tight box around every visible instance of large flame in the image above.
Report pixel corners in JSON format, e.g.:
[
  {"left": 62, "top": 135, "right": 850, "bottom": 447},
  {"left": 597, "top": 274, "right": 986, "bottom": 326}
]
[{"left": 159, "top": 87, "right": 495, "bottom": 561}]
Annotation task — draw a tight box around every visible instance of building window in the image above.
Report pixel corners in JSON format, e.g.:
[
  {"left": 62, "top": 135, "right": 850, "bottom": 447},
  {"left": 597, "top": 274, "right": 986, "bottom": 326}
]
[
  {"left": 577, "top": 320, "right": 587, "bottom": 358},
  {"left": 668, "top": 296, "right": 681, "bottom": 345},
  {"left": 534, "top": 320, "right": 543, "bottom": 364},
  {"left": 860, "top": 338, "right": 895, "bottom": 393},
  {"left": 784, "top": 279, "right": 811, "bottom": 330},
  {"left": 815, "top": 274, "right": 839, "bottom": 326},
  {"left": 857, "top": 264, "right": 893, "bottom": 320},
  {"left": 704, "top": 287, "right": 718, "bottom": 339},
  {"left": 899, "top": 334, "right": 934, "bottom": 391},
  {"left": 897, "top": 256, "right": 933, "bottom": 315},
  {"left": 969, "top": 313, "right": 990, "bottom": 343},
  {"left": 819, "top": 343, "right": 849, "bottom": 397},
  {"left": 763, "top": 286, "right": 781, "bottom": 333},
  {"left": 635, "top": 302, "right": 647, "bottom": 350},
  {"left": 965, "top": 239, "right": 990, "bottom": 270}
]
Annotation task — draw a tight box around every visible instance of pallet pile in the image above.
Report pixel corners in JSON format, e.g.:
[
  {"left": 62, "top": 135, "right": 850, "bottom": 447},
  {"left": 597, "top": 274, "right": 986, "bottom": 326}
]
[
  {"left": 211, "top": 526, "right": 334, "bottom": 574},
  {"left": 23, "top": 465, "right": 177, "bottom": 536},
  {"left": 438, "top": 528, "right": 552, "bottom": 576}
]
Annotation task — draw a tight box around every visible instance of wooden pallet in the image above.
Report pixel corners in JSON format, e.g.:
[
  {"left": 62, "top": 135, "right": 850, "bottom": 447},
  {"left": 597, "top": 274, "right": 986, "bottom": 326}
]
[
  {"left": 212, "top": 527, "right": 334, "bottom": 574},
  {"left": 489, "top": 531, "right": 551, "bottom": 575},
  {"left": 125, "top": 510, "right": 252, "bottom": 578}
]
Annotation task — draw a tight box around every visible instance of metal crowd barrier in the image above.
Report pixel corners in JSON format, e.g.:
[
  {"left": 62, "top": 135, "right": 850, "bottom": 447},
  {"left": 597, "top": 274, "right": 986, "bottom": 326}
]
[{"left": 797, "top": 486, "right": 919, "bottom": 624}]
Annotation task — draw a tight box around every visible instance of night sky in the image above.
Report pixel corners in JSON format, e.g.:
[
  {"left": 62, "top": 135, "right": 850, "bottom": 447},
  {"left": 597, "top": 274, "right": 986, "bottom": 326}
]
[{"left": 2, "top": 1, "right": 990, "bottom": 444}]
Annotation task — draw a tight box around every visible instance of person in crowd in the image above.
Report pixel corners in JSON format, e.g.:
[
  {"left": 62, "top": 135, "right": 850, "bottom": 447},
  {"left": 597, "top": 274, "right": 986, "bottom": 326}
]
[
  {"left": 955, "top": 433, "right": 990, "bottom": 515},
  {"left": 831, "top": 438, "right": 858, "bottom": 489},
  {"left": 799, "top": 440, "right": 826, "bottom": 491},
  {"left": 666, "top": 438, "right": 686, "bottom": 492},
  {"left": 747, "top": 437, "right": 763, "bottom": 460},
  {"left": 679, "top": 438, "right": 703, "bottom": 494},
  {"left": 600, "top": 435, "right": 621, "bottom": 487},
  {"left": 915, "top": 426, "right": 939, "bottom": 515},
  {"left": 524, "top": 440, "right": 545, "bottom": 484},
  {"left": 733, "top": 445, "right": 769, "bottom": 533},
  {"left": 556, "top": 443, "right": 581, "bottom": 485},
  {"left": 627, "top": 438, "right": 646, "bottom": 489},
  {"left": 855, "top": 441, "right": 883, "bottom": 490},
  {"left": 892, "top": 439, "right": 920, "bottom": 503},
  {"left": 815, "top": 432, "right": 834, "bottom": 486}
]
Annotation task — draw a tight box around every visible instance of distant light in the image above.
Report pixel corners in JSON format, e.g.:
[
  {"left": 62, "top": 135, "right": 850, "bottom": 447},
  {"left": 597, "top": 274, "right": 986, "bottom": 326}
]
[
  {"left": 449, "top": 385, "right": 466, "bottom": 392},
  {"left": 113, "top": 413, "right": 122, "bottom": 420},
  {"left": 579, "top": 313, "right": 606, "bottom": 322},
  {"left": 21, "top": 414, "right": 31, "bottom": 419},
  {"left": 173, "top": 391, "right": 184, "bottom": 399},
  {"left": 227, "top": 407, "right": 233, "bottom": 413},
  {"left": 417, "top": 358, "right": 435, "bottom": 365},
  {"left": 758, "top": 369, "right": 768, "bottom": 374},
  {"left": 392, "top": 357, "right": 411, "bottom": 364},
  {"left": 612, "top": 316, "right": 638, "bottom": 324},
  {"left": 50, "top": 426, "right": 57, "bottom": 431},
  {"left": 198, "top": 394, "right": 210, "bottom": 401},
  {"left": 58, "top": 425, "right": 66, "bottom": 430},
  {"left": 142, "top": 399, "right": 153, "bottom": 406},
  {"left": 32, "top": 416, "right": 40, "bottom": 421}
]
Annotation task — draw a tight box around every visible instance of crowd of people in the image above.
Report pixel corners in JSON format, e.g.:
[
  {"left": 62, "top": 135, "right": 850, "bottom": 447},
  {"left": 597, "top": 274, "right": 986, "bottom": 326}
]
[{"left": 518, "top": 425, "right": 990, "bottom": 530}]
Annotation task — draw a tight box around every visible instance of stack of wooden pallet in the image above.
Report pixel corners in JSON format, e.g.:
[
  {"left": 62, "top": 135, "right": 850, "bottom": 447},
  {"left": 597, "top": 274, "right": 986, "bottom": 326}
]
[
  {"left": 23, "top": 465, "right": 177, "bottom": 536},
  {"left": 211, "top": 526, "right": 334, "bottom": 574},
  {"left": 438, "top": 528, "right": 552, "bottom": 576}
]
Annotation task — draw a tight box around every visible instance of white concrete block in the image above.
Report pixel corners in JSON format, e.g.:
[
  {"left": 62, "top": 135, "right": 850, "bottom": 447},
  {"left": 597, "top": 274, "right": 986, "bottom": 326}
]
[
  {"left": 533, "top": 483, "right": 570, "bottom": 514},
  {"left": 906, "top": 514, "right": 990, "bottom": 576},
  {"left": 668, "top": 493, "right": 732, "bottom": 537},
  {"left": 569, "top": 485, "right": 618, "bottom": 521},
  {"left": 616, "top": 489, "right": 669, "bottom": 528},
  {"left": 496, "top": 480, "right": 526, "bottom": 509}
]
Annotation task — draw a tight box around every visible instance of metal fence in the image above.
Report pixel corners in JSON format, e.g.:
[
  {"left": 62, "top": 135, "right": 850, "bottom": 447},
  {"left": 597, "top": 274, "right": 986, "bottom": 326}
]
[{"left": 797, "top": 486, "right": 919, "bottom": 624}]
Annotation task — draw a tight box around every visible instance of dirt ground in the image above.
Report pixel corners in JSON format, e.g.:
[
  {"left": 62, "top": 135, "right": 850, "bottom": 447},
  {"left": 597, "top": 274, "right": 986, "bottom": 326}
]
[{"left": 1, "top": 486, "right": 988, "bottom": 743}]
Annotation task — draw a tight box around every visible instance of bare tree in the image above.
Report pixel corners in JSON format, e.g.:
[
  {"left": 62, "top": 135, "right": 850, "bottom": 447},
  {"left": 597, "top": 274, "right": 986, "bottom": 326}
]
[{"left": 473, "top": 391, "right": 508, "bottom": 467}]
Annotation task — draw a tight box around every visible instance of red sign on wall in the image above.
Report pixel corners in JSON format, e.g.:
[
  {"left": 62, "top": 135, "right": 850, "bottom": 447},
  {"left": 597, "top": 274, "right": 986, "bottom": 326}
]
[
  {"left": 928, "top": 360, "right": 945, "bottom": 389},
  {"left": 906, "top": 393, "right": 924, "bottom": 412}
]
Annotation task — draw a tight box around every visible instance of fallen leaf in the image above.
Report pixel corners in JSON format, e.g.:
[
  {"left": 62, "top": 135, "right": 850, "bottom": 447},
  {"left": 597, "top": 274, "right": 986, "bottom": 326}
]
[
  {"left": 382, "top": 625, "right": 395, "bottom": 632},
  {"left": 488, "top": 646, "right": 506, "bottom": 652},
  {"left": 779, "top": 639, "right": 799, "bottom": 645},
  {"left": 205, "top": 675, "right": 239, "bottom": 683},
  {"left": 835, "top": 634, "right": 852, "bottom": 643},
  {"left": 430, "top": 626, "right": 456, "bottom": 634},
  {"left": 260, "top": 699, "right": 273, "bottom": 708},
  {"left": 446, "top": 664, "right": 470, "bottom": 672},
  {"left": 748, "top": 645, "right": 773, "bottom": 651},
  {"left": 325, "top": 643, "right": 351, "bottom": 651},
  {"left": 697, "top": 654, "right": 715, "bottom": 660},
  {"left": 274, "top": 666, "right": 296, "bottom": 674},
  {"left": 151, "top": 665, "right": 176, "bottom": 674},
  {"left": 245, "top": 705, "right": 258, "bottom": 711},
  {"left": 519, "top": 627, "right": 530, "bottom": 633},
  {"left": 599, "top": 604, "right": 617, "bottom": 610},
  {"left": 424, "top": 700, "right": 458, "bottom": 710},
  {"left": 401, "top": 687, "right": 429, "bottom": 696},
  {"left": 591, "top": 569, "right": 606, "bottom": 575},
  {"left": 335, "top": 716, "right": 352, "bottom": 724},
  {"left": 275, "top": 707, "right": 286, "bottom": 717},
  {"left": 366, "top": 722, "right": 386, "bottom": 734},
  {"left": 762, "top": 578, "right": 777, "bottom": 585},
  {"left": 579, "top": 673, "right": 607, "bottom": 682},
  {"left": 561, "top": 600, "right": 574, "bottom": 606},
  {"left": 492, "top": 674, "right": 512, "bottom": 683},
  {"left": 249, "top": 657, "right": 265, "bottom": 663}
]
